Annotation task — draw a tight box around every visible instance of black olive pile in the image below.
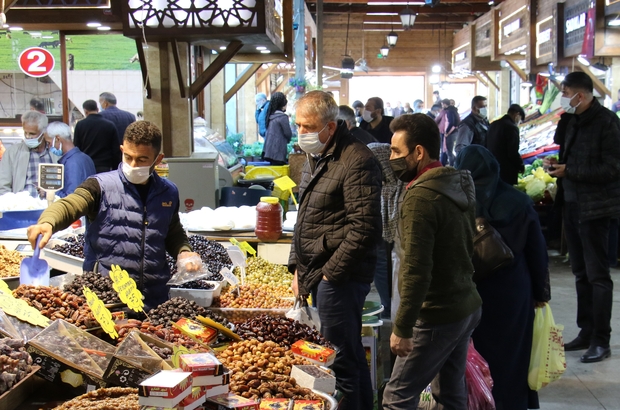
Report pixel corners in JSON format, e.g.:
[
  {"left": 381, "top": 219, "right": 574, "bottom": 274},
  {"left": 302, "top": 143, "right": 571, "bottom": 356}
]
[
  {"left": 64, "top": 272, "right": 121, "bottom": 304},
  {"left": 52, "top": 234, "right": 85, "bottom": 259},
  {"left": 166, "top": 236, "right": 231, "bottom": 281},
  {"left": 147, "top": 297, "right": 229, "bottom": 328},
  {"left": 174, "top": 280, "right": 216, "bottom": 290}
]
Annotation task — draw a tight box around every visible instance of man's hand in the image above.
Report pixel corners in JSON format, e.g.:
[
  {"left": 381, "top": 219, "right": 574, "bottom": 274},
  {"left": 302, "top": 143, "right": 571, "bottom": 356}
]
[
  {"left": 390, "top": 333, "right": 414, "bottom": 357},
  {"left": 292, "top": 270, "right": 299, "bottom": 297},
  {"left": 534, "top": 300, "right": 547, "bottom": 308},
  {"left": 548, "top": 163, "right": 566, "bottom": 178},
  {"left": 177, "top": 251, "right": 201, "bottom": 271},
  {"left": 27, "top": 223, "right": 53, "bottom": 249}
]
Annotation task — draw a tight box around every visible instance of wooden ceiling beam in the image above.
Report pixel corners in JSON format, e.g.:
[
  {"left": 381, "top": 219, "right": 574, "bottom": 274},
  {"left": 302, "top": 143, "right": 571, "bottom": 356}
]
[
  {"left": 360, "top": 15, "right": 473, "bottom": 23},
  {"left": 325, "top": 23, "right": 463, "bottom": 30},
  {"left": 5, "top": 8, "right": 122, "bottom": 30},
  {"left": 307, "top": 4, "right": 490, "bottom": 14}
]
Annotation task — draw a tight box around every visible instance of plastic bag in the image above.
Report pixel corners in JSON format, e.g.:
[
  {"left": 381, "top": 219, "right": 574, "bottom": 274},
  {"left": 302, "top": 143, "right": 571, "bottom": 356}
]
[
  {"left": 286, "top": 297, "right": 321, "bottom": 330},
  {"left": 417, "top": 384, "right": 438, "bottom": 410},
  {"left": 166, "top": 254, "right": 211, "bottom": 286},
  {"left": 528, "top": 303, "right": 566, "bottom": 390},
  {"left": 466, "top": 340, "right": 496, "bottom": 410}
]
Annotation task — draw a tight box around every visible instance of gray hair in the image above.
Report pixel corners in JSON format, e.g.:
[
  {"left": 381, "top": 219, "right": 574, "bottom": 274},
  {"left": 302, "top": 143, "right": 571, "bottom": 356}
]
[
  {"left": 22, "top": 111, "right": 48, "bottom": 132},
  {"left": 46, "top": 122, "right": 72, "bottom": 142},
  {"left": 99, "top": 92, "right": 117, "bottom": 105},
  {"left": 295, "top": 91, "right": 339, "bottom": 124},
  {"left": 337, "top": 105, "right": 356, "bottom": 126}
]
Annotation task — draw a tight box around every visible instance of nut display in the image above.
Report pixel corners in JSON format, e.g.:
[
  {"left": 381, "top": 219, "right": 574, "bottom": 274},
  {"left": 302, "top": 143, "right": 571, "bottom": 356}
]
[
  {"left": 52, "top": 387, "right": 139, "bottom": 410},
  {"left": 216, "top": 284, "right": 294, "bottom": 309},
  {"left": 114, "top": 320, "right": 208, "bottom": 351},
  {"left": 217, "top": 339, "right": 318, "bottom": 401},
  {"left": 64, "top": 271, "right": 121, "bottom": 304},
  {"left": 0, "top": 338, "right": 33, "bottom": 395},
  {"left": 0, "top": 245, "right": 23, "bottom": 278},
  {"left": 239, "top": 256, "right": 293, "bottom": 288},
  {"left": 51, "top": 234, "right": 85, "bottom": 259},
  {"left": 175, "top": 279, "right": 216, "bottom": 290},
  {"left": 12, "top": 285, "right": 97, "bottom": 329},
  {"left": 236, "top": 315, "right": 331, "bottom": 348}
]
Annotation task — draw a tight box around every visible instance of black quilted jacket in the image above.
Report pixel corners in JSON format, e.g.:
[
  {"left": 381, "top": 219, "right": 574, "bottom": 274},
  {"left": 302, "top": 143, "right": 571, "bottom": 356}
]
[{"left": 289, "top": 120, "right": 382, "bottom": 296}]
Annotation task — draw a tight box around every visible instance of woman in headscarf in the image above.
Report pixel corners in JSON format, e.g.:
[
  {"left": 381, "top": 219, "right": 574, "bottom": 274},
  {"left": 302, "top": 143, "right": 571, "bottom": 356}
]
[
  {"left": 455, "top": 145, "right": 550, "bottom": 410},
  {"left": 263, "top": 92, "right": 292, "bottom": 165}
]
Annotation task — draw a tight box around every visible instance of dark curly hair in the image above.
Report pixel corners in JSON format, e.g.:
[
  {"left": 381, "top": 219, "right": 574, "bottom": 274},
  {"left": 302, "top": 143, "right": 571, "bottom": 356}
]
[
  {"left": 123, "top": 120, "right": 162, "bottom": 153},
  {"left": 265, "top": 92, "right": 287, "bottom": 130}
]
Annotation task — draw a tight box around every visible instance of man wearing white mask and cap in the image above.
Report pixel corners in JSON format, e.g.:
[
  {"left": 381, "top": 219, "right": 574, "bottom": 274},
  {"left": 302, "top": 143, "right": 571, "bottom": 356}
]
[
  {"left": 289, "top": 91, "right": 382, "bottom": 410},
  {"left": 0, "top": 111, "right": 60, "bottom": 196},
  {"left": 27, "top": 121, "right": 200, "bottom": 311}
]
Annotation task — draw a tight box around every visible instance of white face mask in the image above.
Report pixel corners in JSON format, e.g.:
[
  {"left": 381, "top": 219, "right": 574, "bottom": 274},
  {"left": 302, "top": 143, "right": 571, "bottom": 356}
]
[
  {"left": 560, "top": 94, "right": 580, "bottom": 114},
  {"left": 362, "top": 109, "right": 374, "bottom": 123},
  {"left": 122, "top": 159, "right": 156, "bottom": 184},
  {"left": 478, "top": 107, "right": 488, "bottom": 118},
  {"left": 23, "top": 132, "right": 43, "bottom": 149},
  {"left": 298, "top": 123, "right": 329, "bottom": 155}
]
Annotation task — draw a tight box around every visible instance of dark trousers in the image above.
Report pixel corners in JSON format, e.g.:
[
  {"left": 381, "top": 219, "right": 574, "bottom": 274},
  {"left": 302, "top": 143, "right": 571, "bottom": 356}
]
[
  {"left": 445, "top": 133, "right": 456, "bottom": 166},
  {"left": 374, "top": 239, "right": 392, "bottom": 317},
  {"left": 315, "top": 279, "right": 373, "bottom": 410},
  {"left": 383, "top": 307, "right": 481, "bottom": 409},
  {"left": 563, "top": 202, "right": 614, "bottom": 347}
]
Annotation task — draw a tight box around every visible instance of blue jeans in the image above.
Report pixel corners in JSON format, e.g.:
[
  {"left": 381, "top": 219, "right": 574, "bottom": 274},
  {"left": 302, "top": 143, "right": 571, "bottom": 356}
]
[
  {"left": 315, "top": 279, "right": 373, "bottom": 410},
  {"left": 383, "top": 307, "right": 482, "bottom": 410},
  {"left": 563, "top": 202, "right": 614, "bottom": 347}
]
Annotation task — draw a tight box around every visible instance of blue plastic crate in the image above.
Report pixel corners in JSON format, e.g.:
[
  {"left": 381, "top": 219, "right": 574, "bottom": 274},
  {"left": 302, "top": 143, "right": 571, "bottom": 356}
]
[{"left": 0, "top": 209, "right": 44, "bottom": 231}]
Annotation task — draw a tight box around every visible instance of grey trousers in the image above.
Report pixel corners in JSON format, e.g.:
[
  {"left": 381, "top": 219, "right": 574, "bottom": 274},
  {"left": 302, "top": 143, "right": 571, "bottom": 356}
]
[{"left": 383, "top": 307, "right": 482, "bottom": 410}]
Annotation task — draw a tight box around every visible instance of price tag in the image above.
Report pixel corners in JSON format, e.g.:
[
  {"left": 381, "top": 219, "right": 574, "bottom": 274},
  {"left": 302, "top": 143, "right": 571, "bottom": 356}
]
[
  {"left": 0, "top": 292, "right": 50, "bottom": 327},
  {"left": 229, "top": 238, "right": 256, "bottom": 256},
  {"left": 220, "top": 267, "right": 239, "bottom": 287},
  {"left": 109, "top": 265, "right": 145, "bottom": 313},
  {"left": 82, "top": 287, "right": 118, "bottom": 339},
  {"left": 0, "top": 280, "right": 11, "bottom": 295}
]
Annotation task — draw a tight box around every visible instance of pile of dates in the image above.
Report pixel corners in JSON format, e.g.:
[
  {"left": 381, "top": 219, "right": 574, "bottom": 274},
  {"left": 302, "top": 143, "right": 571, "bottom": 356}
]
[
  {"left": 0, "top": 339, "right": 33, "bottom": 395},
  {"left": 114, "top": 320, "right": 208, "bottom": 351},
  {"left": 236, "top": 315, "right": 331, "bottom": 349},
  {"left": 217, "top": 339, "right": 317, "bottom": 401},
  {"left": 13, "top": 285, "right": 97, "bottom": 329},
  {"left": 147, "top": 343, "right": 172, "bottom": 360},
  {"left": 51, "top": 234, "right": 85, "bottom": 259},
  {"left": 64, "top": 272, "right": 121, "bottom": 304},
  {"left": 146, "top": 297, "right": 209, "bottom": 326}
]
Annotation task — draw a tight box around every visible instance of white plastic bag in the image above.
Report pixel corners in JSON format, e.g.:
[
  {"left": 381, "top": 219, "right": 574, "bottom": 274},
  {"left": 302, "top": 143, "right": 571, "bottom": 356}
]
[{"left": 286, "top": 297, "right": 321, "bottom": 330}]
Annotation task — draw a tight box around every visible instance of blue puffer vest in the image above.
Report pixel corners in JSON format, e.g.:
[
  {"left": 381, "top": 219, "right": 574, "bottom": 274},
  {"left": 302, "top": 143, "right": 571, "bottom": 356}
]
[{"left": 83, "top": 165, "right": 179, "bottom": 311}]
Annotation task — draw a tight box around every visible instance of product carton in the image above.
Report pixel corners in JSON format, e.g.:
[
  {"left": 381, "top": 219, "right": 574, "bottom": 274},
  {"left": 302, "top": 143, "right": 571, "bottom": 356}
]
[
  {"left": 138, "top": 370, "right": 193, "bottom": 408},
  {"left": 205, "top": 383, "right": 229, "bottom": 398},
  {"left": 290, "top": 365, "right": 336, "bottom": 394},
  {"left": 290, "top": 340, "right": 336, "bottom": 366},
  {"left": 180, "top": 352, "right": 224, "bottom": 376},
  {"left": 258, "top": 398, "right": 291, "bottom": 409},
  {"left": 191, "top": 367, "right": 231, "bottom": 387},
  {"left": 204, "top": 392, "right": 259, "bottom": 409},
  {"left": 292, "top": 400, "right": 324, "bottom": 410},
  {"left": 173, "top": 318, "right": 219, "bottom": 345},
  {"left": 139, "top": 386, "right": 206, "bottom": 410}
]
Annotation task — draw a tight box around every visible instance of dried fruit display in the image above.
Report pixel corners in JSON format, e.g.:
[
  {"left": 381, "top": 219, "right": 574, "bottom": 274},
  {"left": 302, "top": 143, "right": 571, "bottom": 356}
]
[
  {"left": 12, "top": 285, "right": 97, "bottom": 329},
  {"left": 51, "top": 234, "right": 85, "bottom": 259},
  {"left": 239, "top": 256, "right": 292, "bottom": 287},
  {"left": 52, "top": 387, "right": 139, "bottom": 410},
  {"left": 0, "top": 338, "right": 33, "bottom": 395},
  {"left": 64, "top": 272, "right": 121, "bottom": 304},
  {"left": 217, "top": 339, "right": 318, "bottom": 401},
  {"left": 215, "top": 284, "right": 294, "bottom": 309},
  {"left": 0, "top": 245, "right": 23, "bottom": 278},
  {"left": 236, "top": 315, "right": 331, "bottom": 348},
  {"left": 166, "top": 236, "right": 232, "bottom": 281}
]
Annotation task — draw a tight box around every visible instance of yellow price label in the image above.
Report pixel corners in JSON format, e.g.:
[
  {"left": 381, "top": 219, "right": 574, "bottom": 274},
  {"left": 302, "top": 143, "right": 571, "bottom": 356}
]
[
  {"left": 0, "top": 280, "right": 11, "bottom": 295},
  {"left": 82, "top": 287, "right": 118, "bottom": 339},
  {"left": 239, "top": 241, "right": 256, "bottom": 256},
  {"left": 109, "top": 265, "right": 145, "bottom": 313},
  {"left": 229, "top": 238, "right": 241, "bottom": 248},
  {"left": 273, "top": 176, "right": 297, "bottom": 191},
  {"left": 0, "top": 292, "right": 50, "bottom": 328},
  {"left": 171, "top": 345, "right": 194, "bottom": 368}
]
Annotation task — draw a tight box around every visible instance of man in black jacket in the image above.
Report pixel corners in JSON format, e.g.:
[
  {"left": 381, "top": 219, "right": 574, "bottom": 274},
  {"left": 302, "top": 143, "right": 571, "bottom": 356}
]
[
  {"left": 486, "top": 104, "right": 525, "bottom": 185},
  {"left": 338, "top": 105, "right": 377, "bottom": 145},
  {"left": 548, "top": 72, "right": 620, "bottom": 363},
  {"left": 360, "top": 97, "right": 395, "bottom": 143},
  {"left": 455, "top": 96, "right": 489, "bottom": 154},
  {"left": 290, "top": 91, "right": 382, "bottom": 410},
  {"left": 74, "top": 100, "right": 121, "bottom": 173}
]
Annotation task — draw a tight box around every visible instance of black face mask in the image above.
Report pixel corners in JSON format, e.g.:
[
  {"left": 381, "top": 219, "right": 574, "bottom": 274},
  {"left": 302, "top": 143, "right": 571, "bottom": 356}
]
[{"left": 389, "top": 155, "right": 417, "bottom": 182}]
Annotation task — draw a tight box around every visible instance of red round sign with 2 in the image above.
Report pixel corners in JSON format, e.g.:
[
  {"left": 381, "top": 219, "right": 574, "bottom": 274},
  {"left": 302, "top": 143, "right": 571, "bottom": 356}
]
[{"left": 18, "top": 47, "right": 55, "bottom": 77}]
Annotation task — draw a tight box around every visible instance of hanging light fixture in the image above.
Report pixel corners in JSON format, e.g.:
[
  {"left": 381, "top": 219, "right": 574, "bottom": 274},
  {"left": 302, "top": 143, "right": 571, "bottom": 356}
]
[
  {"left": 380, "top": 43, "right": 390, "bottom": 58},
  {"left": 399, "top": 3, "right": 417, "bottom": 30},
  {"left": 387, "top": 17, "right": 398, "bottom": 47}
]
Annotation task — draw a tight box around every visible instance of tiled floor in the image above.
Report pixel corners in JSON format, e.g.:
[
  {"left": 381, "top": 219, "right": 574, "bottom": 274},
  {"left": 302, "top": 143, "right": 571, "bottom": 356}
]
[{"left": 370, "top": 254, "right": 620, "bottom": 409}]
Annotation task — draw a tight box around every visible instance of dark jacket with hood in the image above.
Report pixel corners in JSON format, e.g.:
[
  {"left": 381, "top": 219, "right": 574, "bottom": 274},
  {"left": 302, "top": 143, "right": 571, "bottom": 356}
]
[
  {"left": 553, "top": 98, "right": 620, "bottom": 221},
  {"left": 486, "top": 114, "right": 524, "bottom": 185},
  {"left": 264, "top": 111, "right": 292, "bottom": 163},
  {"left": 288, "top": 120, "right": 382, "bottom": 296},
  {"left": 394, "top": 166, "right": 482, "bottom": 338}
]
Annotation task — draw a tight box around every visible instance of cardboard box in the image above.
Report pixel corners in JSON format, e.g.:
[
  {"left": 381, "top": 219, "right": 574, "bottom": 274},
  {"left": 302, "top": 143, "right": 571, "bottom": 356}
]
[
  {"left": 139, "top": 386, "right": 206, "bottom": 410},
  {"left": 258, "top": 398, "right": 290, "bottom": 409},
  {"left": 204, "top": 393, "right": 259, "bottom": 409},
  {"left": 290, "top": 365, "right": 336, "bottom": 394},
  {"left": 173, "top": 318, "right": 219, "bottom": 345},
  {"left": 192, "top": 367, "right": 231, "bottom": 387},
  {"left": 205, "top": 383, "right": 229, "bottom": 398},
  {"left": 139, "top": 370, "right": 193, "bottom": 408},
  {"left": 180, "top": 352, "right": 224, "bottom": 376},
  {"left": 292, "top": 400, "right": 323, "bottom": 410},
  {"left": 290, "top": 340, "right": 336, "bottom": 366}
]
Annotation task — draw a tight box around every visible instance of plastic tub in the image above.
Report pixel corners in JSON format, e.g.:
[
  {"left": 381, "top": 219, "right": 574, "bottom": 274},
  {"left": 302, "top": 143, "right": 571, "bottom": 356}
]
[
  {"left": 0, "top": 209, "right": 44, "bottom": 231},
  {"left": 169, "top": 282, "right": 221, "bottom": 307}
]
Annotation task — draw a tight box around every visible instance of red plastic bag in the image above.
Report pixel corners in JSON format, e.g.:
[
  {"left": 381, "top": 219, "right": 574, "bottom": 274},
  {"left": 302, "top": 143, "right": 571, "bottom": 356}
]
[{"left": 466, "top": 339, "right": 496, "bottom": 410}]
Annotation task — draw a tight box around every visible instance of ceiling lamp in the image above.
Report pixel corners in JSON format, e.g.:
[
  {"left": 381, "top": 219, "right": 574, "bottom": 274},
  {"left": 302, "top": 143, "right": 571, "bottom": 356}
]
[
  {"left": 399, "top": 7, "right": 417, "bottom": 30},
  {"left": 432, "top": 64, "right": 441, "bottom": 73},
  {"left": 577, "top": 54, "right": 590, "bottom": 66},
  {"left": 387, "top": 30, "right": 398, "bottom": 47},
  {"left": 380, "top": 44, "right": 390, "bottom": 58}
]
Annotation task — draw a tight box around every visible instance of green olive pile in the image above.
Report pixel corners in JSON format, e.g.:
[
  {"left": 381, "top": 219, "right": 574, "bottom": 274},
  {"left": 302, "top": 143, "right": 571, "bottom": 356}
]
[{"left": 238, "top": 256, "right": 292, "bottom": 288}]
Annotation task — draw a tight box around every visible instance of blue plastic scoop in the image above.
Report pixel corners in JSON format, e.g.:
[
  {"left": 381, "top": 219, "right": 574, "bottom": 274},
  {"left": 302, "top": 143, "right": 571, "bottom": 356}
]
[{"left": 20, "top": 235, "right": 50, "bottom": 286}]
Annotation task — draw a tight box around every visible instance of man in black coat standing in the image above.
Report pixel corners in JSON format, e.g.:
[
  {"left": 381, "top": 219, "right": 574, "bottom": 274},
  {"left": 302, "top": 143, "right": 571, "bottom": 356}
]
[
  {"left": 486, "top": 104, "right": 525, "bottom": 185},
  {"left": 74, "top": 100, "right": 121, "bottom": 173}
]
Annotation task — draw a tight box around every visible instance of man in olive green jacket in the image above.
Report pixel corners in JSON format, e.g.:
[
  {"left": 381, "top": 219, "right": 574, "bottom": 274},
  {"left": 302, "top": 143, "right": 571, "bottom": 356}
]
[{"left": 383, "top": 114, "right": 482, "bottom": 410}]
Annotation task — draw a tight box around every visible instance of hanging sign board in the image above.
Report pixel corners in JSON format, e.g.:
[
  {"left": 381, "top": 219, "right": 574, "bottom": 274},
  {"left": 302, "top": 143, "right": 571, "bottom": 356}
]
[
  {"left": 562, "top": 0, "right": 590, "bottom": 57},
  {"left": 451, "top": 25, "right": 472, "bottom": 71},
  {"left": 474, "top": 13, "right": 493, "bottom": 57},
  {"left": 536, "top": 14, "right": 556, "bottom": 65}
]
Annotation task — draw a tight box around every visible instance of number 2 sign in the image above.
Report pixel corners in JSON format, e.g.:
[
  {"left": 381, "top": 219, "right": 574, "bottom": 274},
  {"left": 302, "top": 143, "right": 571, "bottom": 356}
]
[{"left": 18, "top": 47, "right": 55, "bottom": 77}]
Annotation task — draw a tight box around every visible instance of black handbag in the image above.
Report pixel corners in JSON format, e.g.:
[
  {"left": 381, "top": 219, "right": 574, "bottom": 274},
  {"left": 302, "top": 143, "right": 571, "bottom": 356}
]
[{"left": 472, "top": 217, "right": 514, "bottom": 282}]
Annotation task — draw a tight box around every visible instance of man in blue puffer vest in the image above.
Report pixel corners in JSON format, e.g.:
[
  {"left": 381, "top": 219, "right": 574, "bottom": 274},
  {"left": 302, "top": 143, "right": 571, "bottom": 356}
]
[{"left": 27, "top": 121, "right": 199, "bottom": 311}]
